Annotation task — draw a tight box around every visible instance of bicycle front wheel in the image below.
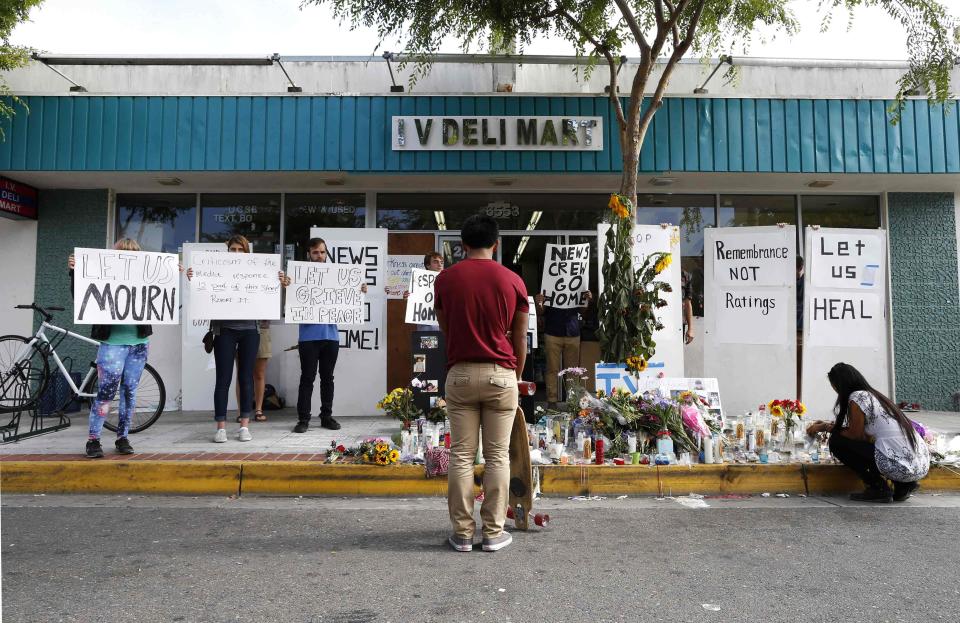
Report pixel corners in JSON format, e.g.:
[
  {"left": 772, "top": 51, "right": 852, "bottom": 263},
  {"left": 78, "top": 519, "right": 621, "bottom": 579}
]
[
  {"left": 0, "top": 335, "right": 49, "bottom": 414},
  {"left": 101, "top": 362, "right": 166, "bottom": 434}
]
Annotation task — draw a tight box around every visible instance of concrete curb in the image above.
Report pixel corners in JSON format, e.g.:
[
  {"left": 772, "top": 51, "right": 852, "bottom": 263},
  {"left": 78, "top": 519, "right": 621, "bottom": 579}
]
[{"left": 2, "top": 461, "right": 958, "bottom": 497}]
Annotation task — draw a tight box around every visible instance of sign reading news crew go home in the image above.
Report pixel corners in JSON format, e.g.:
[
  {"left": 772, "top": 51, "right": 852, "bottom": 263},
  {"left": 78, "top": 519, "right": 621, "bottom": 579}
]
[{"left": 392, "top": 116, "right": 603, "bottom": 151}]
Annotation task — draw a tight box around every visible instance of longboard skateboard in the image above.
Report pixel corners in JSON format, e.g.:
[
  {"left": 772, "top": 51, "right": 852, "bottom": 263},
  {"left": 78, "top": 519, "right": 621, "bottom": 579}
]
[{"left": 507, "top": 405, "right": 533, "bottom": 531}]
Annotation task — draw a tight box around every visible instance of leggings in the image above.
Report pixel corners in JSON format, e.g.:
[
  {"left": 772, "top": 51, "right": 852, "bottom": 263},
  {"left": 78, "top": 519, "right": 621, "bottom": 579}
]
[
  {"left": 213, "top": 328, "right": 259, "bottom": 422},
  {"left": 88, "top": 343, "right": 149, "bottom": 440}
]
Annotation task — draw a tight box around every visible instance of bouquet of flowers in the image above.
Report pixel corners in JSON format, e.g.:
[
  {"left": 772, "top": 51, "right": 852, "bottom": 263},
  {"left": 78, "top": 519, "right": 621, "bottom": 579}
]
[
  {"left": 633, "top": 393, "right": 699, "bottom": 454},
  {"left": 356, "top": 438, "right": 400, "bottom": 465},
  {"left": 768, "top": 399, "right": 806, "bottom": 432},
  {"left": 377, "top": 386, "right": 424, "bottom": 429}
]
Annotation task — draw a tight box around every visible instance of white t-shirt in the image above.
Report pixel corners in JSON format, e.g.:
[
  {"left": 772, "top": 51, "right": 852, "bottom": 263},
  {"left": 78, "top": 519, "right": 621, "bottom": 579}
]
[{"left": 850, "top": 390, "right": 930, "bottom": 482}]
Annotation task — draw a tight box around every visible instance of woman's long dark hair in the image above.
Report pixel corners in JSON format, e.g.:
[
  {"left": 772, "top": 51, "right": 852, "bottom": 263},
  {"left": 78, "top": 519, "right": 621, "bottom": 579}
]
[{"left": 828, "top": 362, "right": 916, "bottom": 450}]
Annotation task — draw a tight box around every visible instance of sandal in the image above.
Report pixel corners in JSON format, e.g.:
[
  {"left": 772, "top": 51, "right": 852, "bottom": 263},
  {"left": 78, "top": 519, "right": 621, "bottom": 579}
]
[{"left": 254, "top": 410, "right": 267, "bottom": 422}]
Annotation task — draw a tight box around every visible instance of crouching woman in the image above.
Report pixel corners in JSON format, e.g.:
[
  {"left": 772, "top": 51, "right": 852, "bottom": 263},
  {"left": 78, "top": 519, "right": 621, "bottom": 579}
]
[{"left": 806, "top": 362, "right": 929, "bottom": 502}]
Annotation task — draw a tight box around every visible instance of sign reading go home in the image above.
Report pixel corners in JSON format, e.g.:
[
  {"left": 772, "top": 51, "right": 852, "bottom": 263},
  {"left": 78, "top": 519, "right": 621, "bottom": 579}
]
[
  {"left": 392, "top": 116, "right": 603, "bottom": 151},
  {"left": 73, "top": 247, "right": 179, "bottom": 325}
]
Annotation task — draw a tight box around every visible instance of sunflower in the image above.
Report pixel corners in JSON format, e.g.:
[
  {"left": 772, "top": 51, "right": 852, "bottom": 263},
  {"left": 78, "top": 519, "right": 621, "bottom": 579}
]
[
  {"left": 654, "top": 253, "right": 672, "bottom": 274},
  {"left": 375, "top": 443, "right": 388, "bottom": 454},
  {"left": 388, "top": 449, "right": 400, "bottom": 463},
  {"left": 608, "top": 193, "right": 631, "bottom": 219},
  {"left": 625, "top": 356, "right": 647, "bottom": 373},
  {"left": 375, "top": 452, "right": 389, "bottom": 465},
  {"left": 770, "top": 405, "right": 785, "bottom": 417}
]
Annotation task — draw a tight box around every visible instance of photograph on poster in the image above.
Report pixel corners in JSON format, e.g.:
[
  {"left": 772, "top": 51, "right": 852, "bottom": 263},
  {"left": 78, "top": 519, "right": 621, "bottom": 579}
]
[
  {"left": 413, "top": 354, "right": 427, "bottom": 373},
  {"left": 429, "top": 396, "right": 441, "bottom": 408},
  {"left": 423, "top": 380, "right": 439, "bottom": 393},
  {"left": 420, "top": 335, "right": 439, "bottom": 349}
]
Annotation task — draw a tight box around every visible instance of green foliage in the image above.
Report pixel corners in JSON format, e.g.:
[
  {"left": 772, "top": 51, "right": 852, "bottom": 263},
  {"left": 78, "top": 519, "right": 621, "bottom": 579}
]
[
  {"left": 0, "top": 1, "right": 44, "bottom": 128},
  {"left": 595, "top": 194, "right": 672, "bottom": 369}
]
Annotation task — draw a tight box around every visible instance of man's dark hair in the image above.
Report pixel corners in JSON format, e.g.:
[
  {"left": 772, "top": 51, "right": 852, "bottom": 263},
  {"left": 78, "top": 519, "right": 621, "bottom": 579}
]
[
  {"left": 308, "top": 237, "right": 327, "bottom": 251},
  {"left": 461, "top": 215, "right": 499, "bottom": 249},
  {"left": 423, "top": 251, "right": 443, "bottom": 267}
]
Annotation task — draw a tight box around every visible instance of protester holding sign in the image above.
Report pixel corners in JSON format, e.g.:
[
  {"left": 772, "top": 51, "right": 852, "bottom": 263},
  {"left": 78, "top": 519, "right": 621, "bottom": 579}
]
[
  {"left": 281, "top": 237, "right": 368, "bottom": 433},
  {"left": 68, "top": 240, "right": 164, "bottom": 458},
  {"left": 186, "top": 235, "right": 284, "bottom": 443},
  {"left": 534, "top": 289, "right": 592, "bottom": 405}
]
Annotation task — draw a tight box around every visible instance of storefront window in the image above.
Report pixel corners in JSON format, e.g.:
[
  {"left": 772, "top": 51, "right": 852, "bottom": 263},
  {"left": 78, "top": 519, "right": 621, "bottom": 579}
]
[
  {"left": 636, "top": 194, "right": 715, "bottom": 316},
  {"left": 801, "top": 195, "right": 880, "bottom": 230},
  {"left": 284, "top": 194, "right": 366, "bottom": 260},
  {"left": 116, "top": 194, "right": 196, "bottom": 253},
  {"left": 199, "top": 194, "right": 281, "bottom": 253},
  {"left": 719, "top": 195, "right": 797, "bottom": 228},
  {"left": 377, "top": 194, "right": 609, "bottom": 232}
]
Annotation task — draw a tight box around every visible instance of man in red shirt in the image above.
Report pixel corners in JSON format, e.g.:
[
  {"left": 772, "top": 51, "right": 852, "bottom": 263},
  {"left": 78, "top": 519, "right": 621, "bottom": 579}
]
[{"left": 434, "top": 215, "right": 529, "bottom": 553}]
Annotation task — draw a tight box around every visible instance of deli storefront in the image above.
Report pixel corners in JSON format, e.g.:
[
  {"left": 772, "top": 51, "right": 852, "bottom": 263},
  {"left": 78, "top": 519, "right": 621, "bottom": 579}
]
[{"left": 1, "top": 85, "right": 958, "bottom": 416}]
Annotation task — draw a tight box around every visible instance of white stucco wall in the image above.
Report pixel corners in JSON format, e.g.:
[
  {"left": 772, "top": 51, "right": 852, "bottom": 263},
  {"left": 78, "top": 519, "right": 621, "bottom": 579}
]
[
  {"left": 0, "top": 218, "right": 38, "bottom": 336},
  {"left": 5, "top": 57, "right": 957, "bottom": 99}
]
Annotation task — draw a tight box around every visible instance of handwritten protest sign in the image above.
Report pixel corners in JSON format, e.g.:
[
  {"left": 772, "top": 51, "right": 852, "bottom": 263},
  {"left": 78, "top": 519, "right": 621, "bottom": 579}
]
[
  {"left": 285, "top": 260, "right": 366, "bottom": 324},
  {"left": 73, "top": 247, "right": 180, "bottom": 325},
  {"left": 540, "top": 243, "right": 590, "bottom": 308},
  {"left": 386, "top": 255, "right": 423, "bottom": 299},
  {"left": 187, "top": 252, "right": 282, "bottom": 320},
  {"left": 404, "top": 268, "right": 438, "bottom": 326}
]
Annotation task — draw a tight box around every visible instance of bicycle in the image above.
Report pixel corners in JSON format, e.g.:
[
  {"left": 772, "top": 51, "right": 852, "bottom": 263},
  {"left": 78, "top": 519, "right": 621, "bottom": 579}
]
[{"left": 0, "top": 303, "right": 166, "bottom": 434}]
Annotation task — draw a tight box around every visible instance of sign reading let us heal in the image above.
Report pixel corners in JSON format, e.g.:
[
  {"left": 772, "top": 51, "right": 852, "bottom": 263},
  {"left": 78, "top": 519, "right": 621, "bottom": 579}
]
[
  {"left": 392, "top": 116, "right": 603, "bottom": 151},
  {"left": 73, "top": 247, "right": 180, "bottom": 325},
  {"left": 285, "top": 260, "right": 366, "bottom": 324},
  {"left": 188, "top": 252, "right": 282, "bottom": 320}
]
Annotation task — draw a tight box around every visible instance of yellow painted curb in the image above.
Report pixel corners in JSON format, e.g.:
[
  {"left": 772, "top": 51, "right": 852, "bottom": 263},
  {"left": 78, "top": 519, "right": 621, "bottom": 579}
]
[
  {"left": 803, "top": 464, "right": 960, "bottom": 494},
  {"left": 0, "top": 461, "right": 240, "bottom": 495},
  {"left": 657, "top": 464, "right": 806, "bottom": 496},
  {"left": 241, "top": 462, "right": 453, "bottom": 496}
]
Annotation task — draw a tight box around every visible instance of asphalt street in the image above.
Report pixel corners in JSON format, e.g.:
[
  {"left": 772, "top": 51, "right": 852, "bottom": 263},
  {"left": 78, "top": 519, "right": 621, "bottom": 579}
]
[{"left": 2, "top": 494, "right": 959, "bottom": 623}]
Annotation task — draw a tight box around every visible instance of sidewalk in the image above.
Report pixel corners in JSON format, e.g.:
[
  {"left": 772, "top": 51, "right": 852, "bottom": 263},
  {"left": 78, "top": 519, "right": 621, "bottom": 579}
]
[{"left": 2, "top": 408, "right": 958, "bottom": 497}]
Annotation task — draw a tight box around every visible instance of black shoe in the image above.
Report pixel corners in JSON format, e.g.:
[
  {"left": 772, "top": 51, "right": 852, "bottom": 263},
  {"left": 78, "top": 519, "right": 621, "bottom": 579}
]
[
  {"left": 320, "top": 415, "right": 341, "bottom": 430},
  {"left": 115, "top": 437, "right": 134, "bottom": 455},
  {"left": 293, "top": 421, "right": 309, "bottom": 434},
  {"left": 85, "top": 439, "right": 104, "bottom": 459},
  {"left": 893, "top": 481, "right": 918, "bottom": 502},
  {"left": 850, "top": 486, "right": 892, "bottom": 503}
]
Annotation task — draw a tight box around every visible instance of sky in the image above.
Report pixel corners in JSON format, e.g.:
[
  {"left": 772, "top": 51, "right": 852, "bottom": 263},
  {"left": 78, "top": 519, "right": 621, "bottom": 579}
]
[{"left": 9, "top": 0, "right": 960, "bottom": 60}]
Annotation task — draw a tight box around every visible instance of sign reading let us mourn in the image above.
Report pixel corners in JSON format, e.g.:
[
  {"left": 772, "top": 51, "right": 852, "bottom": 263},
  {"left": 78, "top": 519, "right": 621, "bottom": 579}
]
[
  {"left": 392, "top": 116, "right": 603, "bottom": 151},
  {"left": 73, "top": 247, "right": 180, "bottom": 325}
]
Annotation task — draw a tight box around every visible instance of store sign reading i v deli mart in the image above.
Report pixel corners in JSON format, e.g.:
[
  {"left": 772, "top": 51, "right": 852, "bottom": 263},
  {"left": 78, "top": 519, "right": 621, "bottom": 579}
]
[
  {"left": 392, "top": 116, "right": 603, "bottom": 151},
  {"left": 0, "top": 176, "right": 38, "bottom": 220}
]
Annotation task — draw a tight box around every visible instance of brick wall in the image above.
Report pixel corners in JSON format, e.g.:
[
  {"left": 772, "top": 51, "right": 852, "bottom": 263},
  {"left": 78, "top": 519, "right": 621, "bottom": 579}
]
[
  {"left": 33, "top": 189, "right": 110, "bottom": 371},
  {"left": 888, "top": 192, "right": 960, "bottom": 411}
]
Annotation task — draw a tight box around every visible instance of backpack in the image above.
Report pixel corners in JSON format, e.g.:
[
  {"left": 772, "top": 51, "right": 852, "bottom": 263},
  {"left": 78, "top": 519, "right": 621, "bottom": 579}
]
[{"left": 263, "top": 384, "right": 285, "bottom": 411}]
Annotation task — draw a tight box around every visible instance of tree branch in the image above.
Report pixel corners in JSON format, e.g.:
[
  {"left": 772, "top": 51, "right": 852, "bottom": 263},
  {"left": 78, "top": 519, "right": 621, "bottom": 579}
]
[
  {"left": 612, "top": 0, "right": 650, "bottom": 53},
  {"left": 663, "top": 0, "right": 681, "bottom": 48},
  {"left": 555, "top": 9, "right": 628, "bottom": 133}
]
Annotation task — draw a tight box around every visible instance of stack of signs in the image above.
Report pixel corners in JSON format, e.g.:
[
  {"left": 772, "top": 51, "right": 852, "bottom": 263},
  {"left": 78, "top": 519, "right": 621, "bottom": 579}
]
[
  {"left": 802, "top": 227, "right": 890, "bottom": 414},
  {"left": 704, "top": 226, "right": 796, "bottom": 416},
  {"left": 284, "top": 261, "right": 366, "bottom": 324},
  {"left": 404, "top": 268, "right": 438, "bottom": 326},
  {"left": 540, "top": 243, "right": 590, "bottom": 308},
  {"left": 187, "top": 251, "right": 282, "bottom": 320},
  {"left": 73, "top": 247, "right": 180, "bottom": 324}
]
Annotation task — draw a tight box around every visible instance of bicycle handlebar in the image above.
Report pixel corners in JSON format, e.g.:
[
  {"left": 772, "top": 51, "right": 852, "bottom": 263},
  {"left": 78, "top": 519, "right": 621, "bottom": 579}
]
[{"left": 14, "top": 302, "right": 63, "bottom": 321}]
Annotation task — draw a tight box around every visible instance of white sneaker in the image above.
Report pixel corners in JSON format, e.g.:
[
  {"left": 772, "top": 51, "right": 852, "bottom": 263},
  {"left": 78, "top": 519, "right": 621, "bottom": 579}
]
[
  {"left": 213, "top": 428, "right": 227, "bottom": 443},
  {"left": 237, "top": 427, "right": 252, "bottom": 442}
]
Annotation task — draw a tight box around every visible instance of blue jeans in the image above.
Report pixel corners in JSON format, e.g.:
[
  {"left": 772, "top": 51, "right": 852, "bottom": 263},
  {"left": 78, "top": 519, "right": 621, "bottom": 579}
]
[
  {"left": 88, "top": 343, "right": 149, "bottom": 439},
  {"left": 213, "top": 328, "right": 259, "bottom": 422}
]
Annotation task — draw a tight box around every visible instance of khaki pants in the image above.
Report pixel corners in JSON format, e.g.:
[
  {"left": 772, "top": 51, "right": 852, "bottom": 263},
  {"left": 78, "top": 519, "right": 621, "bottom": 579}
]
[
  {"left": 445, "top": 362, "right": 519, "bottom": 539},
  {"left": 544, "top": 335, "right": 581, "bottom": 402}
]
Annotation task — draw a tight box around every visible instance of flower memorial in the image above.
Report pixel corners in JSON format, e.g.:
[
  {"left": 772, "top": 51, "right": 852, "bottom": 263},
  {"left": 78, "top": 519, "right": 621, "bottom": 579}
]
[
  {"left": 767, "top": 399, "right": 805, "bottom": 433},
  {"left": 377, "top": 387, "right": 424, "bottom": 429},
  {"left": 596, "top": 193, "right": 672, "bottom": 376}
]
